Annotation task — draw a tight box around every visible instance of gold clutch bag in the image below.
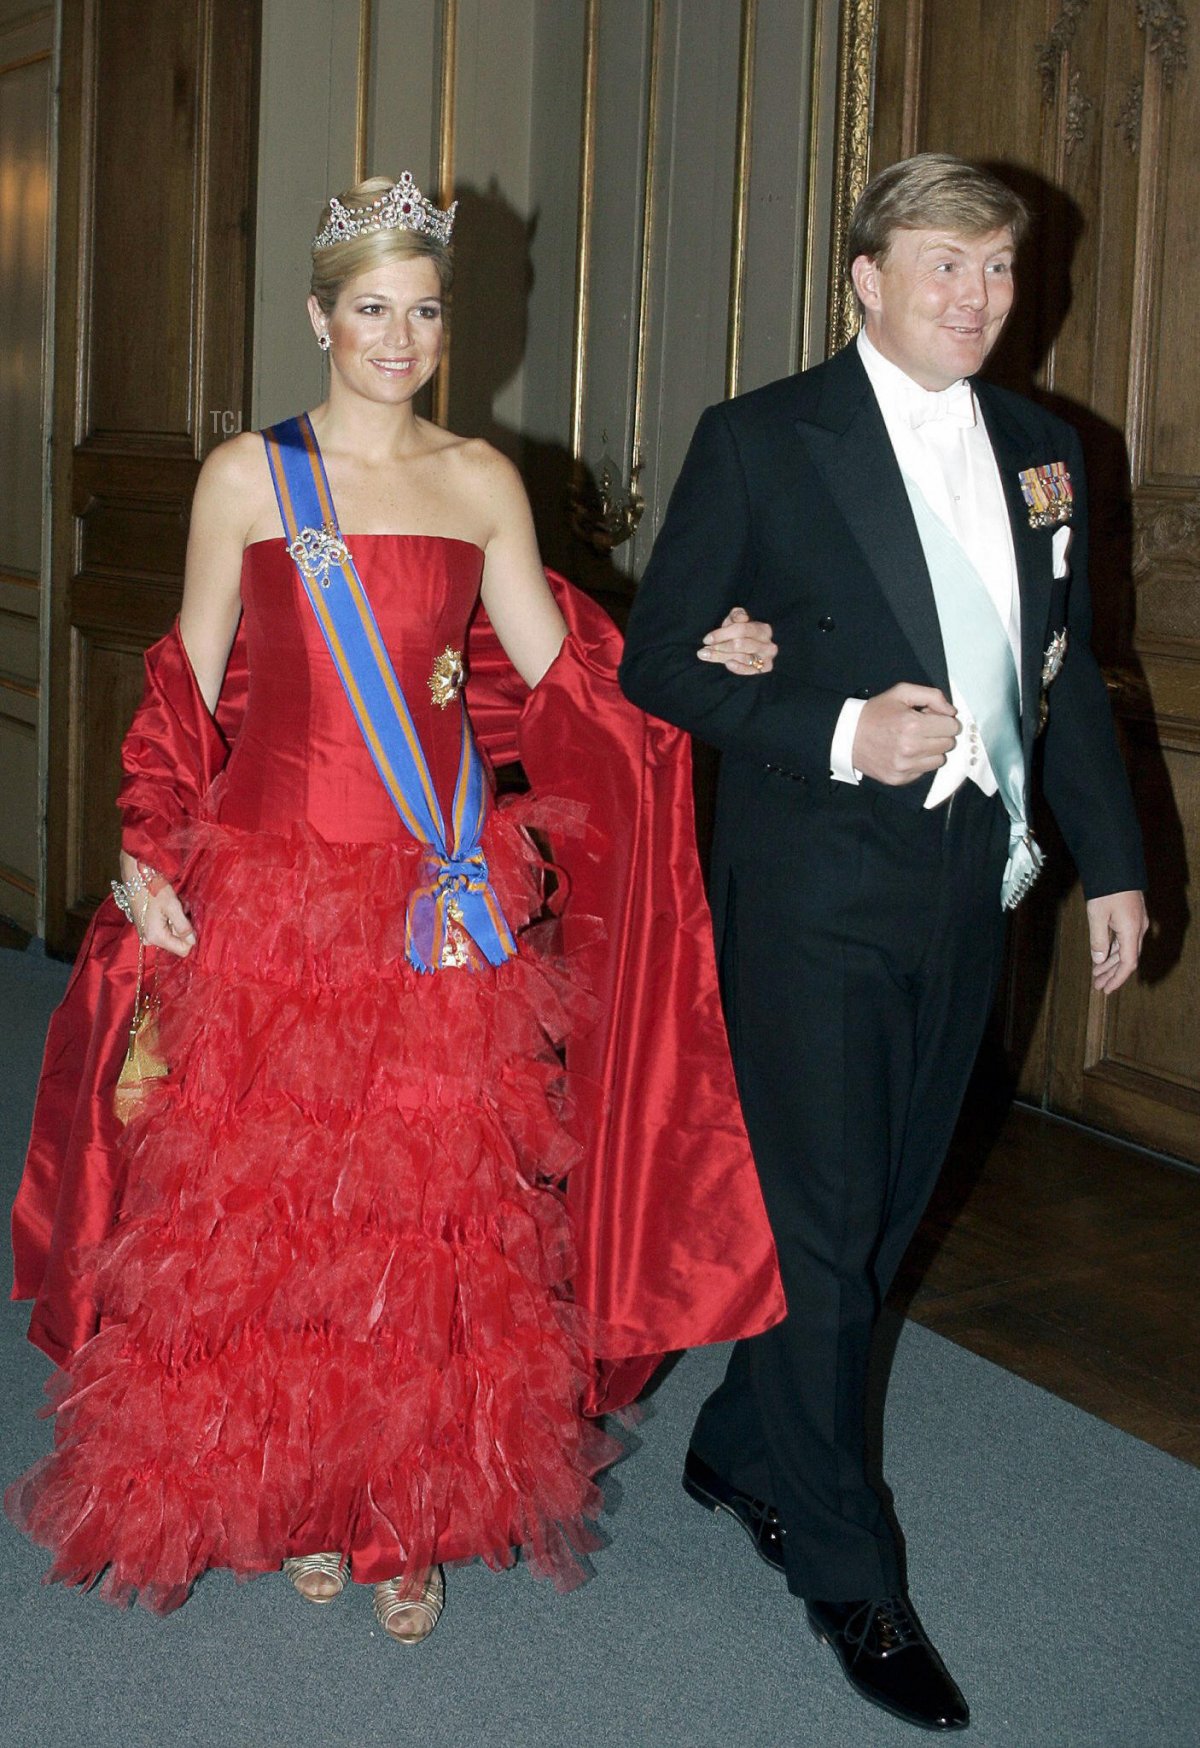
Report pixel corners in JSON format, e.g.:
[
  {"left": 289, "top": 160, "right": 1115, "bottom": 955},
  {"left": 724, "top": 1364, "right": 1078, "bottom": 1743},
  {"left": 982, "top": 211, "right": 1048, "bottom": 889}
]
[{"left": 114, "top": 938, "right": 168, "bottom": 1124}]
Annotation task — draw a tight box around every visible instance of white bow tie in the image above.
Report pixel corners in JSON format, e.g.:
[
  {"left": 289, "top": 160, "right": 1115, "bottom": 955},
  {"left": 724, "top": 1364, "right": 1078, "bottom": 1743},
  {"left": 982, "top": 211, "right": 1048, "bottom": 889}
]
[{"left": 908, "top": 380, "right": 976, "bottom": 430}]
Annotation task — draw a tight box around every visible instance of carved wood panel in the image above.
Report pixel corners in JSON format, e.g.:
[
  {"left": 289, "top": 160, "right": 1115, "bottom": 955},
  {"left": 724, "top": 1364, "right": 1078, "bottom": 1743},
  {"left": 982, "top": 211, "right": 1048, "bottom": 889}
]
[
  {"left": 45, "top": 0, "right": 259, "bottom": 953},
  {"left": 0, "top": 8, "right": 53, "bottom": 931},
  {"left": 872, "top": 0, "right": 1199, "bottom": 1162},
  {"left": 87, "top": 2, "right": 204, "bottom": 447}
]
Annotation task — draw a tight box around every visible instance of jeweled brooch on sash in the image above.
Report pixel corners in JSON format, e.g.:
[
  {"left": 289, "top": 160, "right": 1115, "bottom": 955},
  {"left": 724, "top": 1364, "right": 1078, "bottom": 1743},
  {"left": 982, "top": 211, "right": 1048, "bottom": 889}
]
[
  {"left": 287, "top": 523, "right": 350, "bottom": 588},
  {"left": 1018, "top": 462, "right": 1073, "bottom": 529},
  {"left": 1037, "top": 626, "right": 1069, "bottom": 734},
  {"left": 428, "top": 645, "right": 465, "bottom": 708}
]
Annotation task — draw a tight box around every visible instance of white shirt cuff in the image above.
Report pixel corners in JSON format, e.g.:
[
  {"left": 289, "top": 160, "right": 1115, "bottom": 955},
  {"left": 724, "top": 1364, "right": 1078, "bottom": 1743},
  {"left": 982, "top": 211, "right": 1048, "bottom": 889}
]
[{"left": 830, "top": 697, "right": 867, "bottom": 785}]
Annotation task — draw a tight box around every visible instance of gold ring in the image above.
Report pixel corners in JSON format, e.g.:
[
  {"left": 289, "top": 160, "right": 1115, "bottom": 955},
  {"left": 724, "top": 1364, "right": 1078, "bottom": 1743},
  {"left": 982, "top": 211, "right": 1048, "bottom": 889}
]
[{"left": 750, "top": 653, "right": 764, "bottom": 671}]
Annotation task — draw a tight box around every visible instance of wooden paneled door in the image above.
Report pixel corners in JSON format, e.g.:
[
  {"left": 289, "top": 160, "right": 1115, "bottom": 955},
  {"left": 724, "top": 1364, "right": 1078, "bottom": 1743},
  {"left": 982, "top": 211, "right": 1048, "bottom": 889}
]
[
  {"left": 871, "top": 0, "right": 1199, "bottom": 1163},
  {"left": 45, "top": 0, "right": 259, "bottom": 955},
  {"left": 0, "top": 7, "right": 53, "bottom": 935}
]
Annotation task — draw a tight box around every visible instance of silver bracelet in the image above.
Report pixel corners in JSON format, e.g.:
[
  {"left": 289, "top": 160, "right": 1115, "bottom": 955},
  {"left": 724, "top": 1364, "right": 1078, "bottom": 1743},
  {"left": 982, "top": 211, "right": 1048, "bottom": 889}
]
[{"left": 111, "top": 863, "right": 161, "bottom": 928}]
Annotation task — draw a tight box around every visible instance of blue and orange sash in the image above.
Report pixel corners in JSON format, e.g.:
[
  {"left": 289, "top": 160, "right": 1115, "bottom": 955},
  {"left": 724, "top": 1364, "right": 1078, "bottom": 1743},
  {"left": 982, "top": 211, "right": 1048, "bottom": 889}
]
[{"left": 262, "top": 415, "right": 516, "bottom": 973}]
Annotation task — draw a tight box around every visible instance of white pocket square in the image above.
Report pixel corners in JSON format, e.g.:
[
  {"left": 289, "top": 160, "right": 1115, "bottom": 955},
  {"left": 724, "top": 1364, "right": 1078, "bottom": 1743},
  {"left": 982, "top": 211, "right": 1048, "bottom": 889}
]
[{"left": 1051, "top": 525, "right": 1072, "bottom": 579}]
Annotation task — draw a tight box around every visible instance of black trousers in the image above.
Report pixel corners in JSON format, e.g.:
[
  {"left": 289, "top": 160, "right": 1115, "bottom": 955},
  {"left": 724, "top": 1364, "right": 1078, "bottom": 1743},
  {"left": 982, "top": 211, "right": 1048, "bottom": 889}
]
[{"left": 692, "top": 778, "right": 1011, "bottom": 1601}]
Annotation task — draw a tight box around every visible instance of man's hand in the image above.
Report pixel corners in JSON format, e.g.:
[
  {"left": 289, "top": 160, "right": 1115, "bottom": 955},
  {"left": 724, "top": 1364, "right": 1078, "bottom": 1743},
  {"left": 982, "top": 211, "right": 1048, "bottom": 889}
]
[
  {"left": 1086, "top": 890, "right": 1148, "bottom": 994},
  {"left": 697, "top": 606, "right": 778, "bottom": 676},
  {"left": 851, "top": 683, "right": 960, "bottom": 785}
]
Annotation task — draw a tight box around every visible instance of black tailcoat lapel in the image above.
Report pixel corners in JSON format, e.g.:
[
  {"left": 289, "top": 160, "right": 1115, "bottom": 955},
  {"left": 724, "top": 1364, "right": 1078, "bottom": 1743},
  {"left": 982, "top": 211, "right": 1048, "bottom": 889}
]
[
  {"left": 974, "top": 382, "right": 1053, "bottom": 766},
  {"left": 792, "top": 347, "right": 951, "bottom": 695}
]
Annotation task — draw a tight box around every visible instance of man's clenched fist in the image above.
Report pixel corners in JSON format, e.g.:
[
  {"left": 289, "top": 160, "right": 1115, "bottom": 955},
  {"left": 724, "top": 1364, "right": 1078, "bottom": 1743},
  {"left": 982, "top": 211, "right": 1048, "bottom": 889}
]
[{"left": 851, "top": 683, "right": 960, "bottom": 786}]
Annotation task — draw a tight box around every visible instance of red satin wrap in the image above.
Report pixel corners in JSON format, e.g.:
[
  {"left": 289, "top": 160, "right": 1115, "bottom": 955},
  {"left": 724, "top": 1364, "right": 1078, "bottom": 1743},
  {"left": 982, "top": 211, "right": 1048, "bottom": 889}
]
[{"left": 10, "top": 572, "right": 783, "bottom": 1413}]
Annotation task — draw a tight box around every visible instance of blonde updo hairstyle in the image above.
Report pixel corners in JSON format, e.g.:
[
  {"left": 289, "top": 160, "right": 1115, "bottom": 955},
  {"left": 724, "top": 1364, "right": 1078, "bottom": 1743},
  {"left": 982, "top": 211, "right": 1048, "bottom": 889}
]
[{"left": 309, "top": 175, "right": 454, "bottom": 315}]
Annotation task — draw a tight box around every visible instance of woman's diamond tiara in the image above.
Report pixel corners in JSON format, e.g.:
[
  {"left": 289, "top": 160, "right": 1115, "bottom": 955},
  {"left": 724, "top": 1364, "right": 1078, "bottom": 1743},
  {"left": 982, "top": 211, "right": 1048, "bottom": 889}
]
[{"left": 312, "top": 172, "right": 456, "bottom": 253}]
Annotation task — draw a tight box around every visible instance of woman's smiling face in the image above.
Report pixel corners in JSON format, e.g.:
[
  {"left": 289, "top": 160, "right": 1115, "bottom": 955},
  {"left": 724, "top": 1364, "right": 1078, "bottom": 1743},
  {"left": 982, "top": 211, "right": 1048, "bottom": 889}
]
[{"left": 309, "top": 255, "right": 446, "bottom": 404}]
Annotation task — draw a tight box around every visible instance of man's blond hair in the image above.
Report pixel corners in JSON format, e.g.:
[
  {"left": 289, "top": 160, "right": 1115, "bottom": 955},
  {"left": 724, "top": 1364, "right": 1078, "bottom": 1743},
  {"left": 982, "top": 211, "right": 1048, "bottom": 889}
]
[{"left": 848, "top": 153, "right": 1029, "bottom": 285}]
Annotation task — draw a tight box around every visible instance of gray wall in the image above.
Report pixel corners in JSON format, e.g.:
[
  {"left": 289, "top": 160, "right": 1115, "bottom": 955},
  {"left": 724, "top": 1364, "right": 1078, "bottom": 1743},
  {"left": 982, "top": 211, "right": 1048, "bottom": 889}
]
[{"left": 252, "top": 0, "right": 844, "bottom": 586}]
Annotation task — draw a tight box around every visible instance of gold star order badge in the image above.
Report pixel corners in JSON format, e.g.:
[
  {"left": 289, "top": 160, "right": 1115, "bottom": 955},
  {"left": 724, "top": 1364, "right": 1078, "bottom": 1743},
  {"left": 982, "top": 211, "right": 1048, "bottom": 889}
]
[{"left": 428, "top": 645, "right": 464, "bottom": 709}]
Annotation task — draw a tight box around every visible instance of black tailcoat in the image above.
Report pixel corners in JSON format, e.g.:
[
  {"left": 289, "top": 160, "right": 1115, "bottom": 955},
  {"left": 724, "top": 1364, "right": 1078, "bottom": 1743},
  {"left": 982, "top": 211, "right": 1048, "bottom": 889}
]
[{"left": 619, "top": 343, "right": 1145, "bottom": 1599}]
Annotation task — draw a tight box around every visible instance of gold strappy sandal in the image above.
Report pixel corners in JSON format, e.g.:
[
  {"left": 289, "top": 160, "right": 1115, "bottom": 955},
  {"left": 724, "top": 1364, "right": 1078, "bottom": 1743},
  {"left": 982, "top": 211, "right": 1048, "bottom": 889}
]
[
  {"left": 283, "top": 1551, "right": 351, "bottom": 1604},
  {"left": 372, "top": 1566, "right": 445, "bottom": 1644}
]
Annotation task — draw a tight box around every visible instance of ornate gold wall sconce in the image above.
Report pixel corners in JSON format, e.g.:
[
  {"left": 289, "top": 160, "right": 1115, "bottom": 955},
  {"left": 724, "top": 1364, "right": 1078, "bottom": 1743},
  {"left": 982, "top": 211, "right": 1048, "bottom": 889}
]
[{"left": 569, "top": 440, "right": 645, "bottom": 554}]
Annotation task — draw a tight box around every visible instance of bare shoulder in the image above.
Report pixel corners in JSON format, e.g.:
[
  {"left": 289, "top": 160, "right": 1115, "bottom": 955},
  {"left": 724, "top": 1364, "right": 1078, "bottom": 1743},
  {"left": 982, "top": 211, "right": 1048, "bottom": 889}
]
[
  {"left": 192, "top": 430, "right": 276, "bottom": 541},
  {"left": 419, "top": 425, "right": 513, "bottom": 481},
  {"left": 442, "top": 435, "right": 528, "bottom": 513},
  {"left": 194, "top": 430, "right": 271, "bottom": 506},
  {"left": 454, "top": 435, "right": 521, "bottom": 479},
  {"left": 197, "top": 429, "right": 269, "bottom": 491}
]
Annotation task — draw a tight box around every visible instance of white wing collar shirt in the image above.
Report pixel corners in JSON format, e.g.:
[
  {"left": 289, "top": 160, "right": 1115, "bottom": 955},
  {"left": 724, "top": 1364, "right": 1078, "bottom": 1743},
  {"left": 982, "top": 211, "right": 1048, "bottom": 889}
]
[{"left": 829, "top": 329, "right": 1022, "bottom": 807}]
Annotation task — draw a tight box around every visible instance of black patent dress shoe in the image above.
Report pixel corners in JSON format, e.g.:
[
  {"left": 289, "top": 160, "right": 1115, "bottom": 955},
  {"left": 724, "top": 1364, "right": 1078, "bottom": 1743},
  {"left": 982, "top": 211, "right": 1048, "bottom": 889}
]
[
  {"left": 681, "top": 1448, "right": 786, "bottom": 1574},
  {"left": 806, "top": 1595, "right": 969, "bottom": 1731}
]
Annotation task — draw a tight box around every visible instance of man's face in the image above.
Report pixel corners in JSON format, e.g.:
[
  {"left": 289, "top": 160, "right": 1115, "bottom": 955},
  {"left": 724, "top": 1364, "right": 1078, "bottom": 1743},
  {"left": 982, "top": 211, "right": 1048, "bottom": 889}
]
[{"left": 851, "top": 226, "right": 1016, "bottom": 390}]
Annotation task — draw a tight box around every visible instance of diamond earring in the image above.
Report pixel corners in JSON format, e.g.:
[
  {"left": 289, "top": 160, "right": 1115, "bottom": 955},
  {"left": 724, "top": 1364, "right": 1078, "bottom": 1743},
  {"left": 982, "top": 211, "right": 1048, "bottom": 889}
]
[{"left": 318, "top": 332, "right": 331, "bottom": 352}]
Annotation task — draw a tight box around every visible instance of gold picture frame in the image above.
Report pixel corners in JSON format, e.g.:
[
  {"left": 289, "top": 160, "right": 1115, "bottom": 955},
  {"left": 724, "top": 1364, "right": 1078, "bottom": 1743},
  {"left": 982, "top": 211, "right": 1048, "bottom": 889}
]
[{"left": 826, "top": 0, "right": 877, "bottom": 356}]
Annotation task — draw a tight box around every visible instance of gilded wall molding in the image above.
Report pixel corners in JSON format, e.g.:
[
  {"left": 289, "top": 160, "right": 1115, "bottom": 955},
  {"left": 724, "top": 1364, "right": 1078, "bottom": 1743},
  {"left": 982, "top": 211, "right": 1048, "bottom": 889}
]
[
  {"left": 353, "top": 0, "right": 372, "bottom": 181},
  {"left": 568, "top": 0, "right": 599, "bottom": 471},
  {"left": 724, "top": 0, "right": 757, "bottom": 399},
  {"left": 825, "top": 0, "right": 876, "bottom": 356},
  {"left": 436, "top": 0, "right": 458, "bottom": 209},
  {"left": 627, "top": 0, "right": 661, "bottom": 527},
  {"left": 432, "top": 0, "right": 457, "bottom": 427},
  {"left": 798, "top": 0, "right": 827, "bottom": 371},
  {"left": 1136, "top": 1, "right": 1189, "bottom": 85},
  {"left": 566, "top": 0, "right": 614, "bottom": 549},
  {"left": 569, "top": 0, "right": 658, "bottom": 553}
]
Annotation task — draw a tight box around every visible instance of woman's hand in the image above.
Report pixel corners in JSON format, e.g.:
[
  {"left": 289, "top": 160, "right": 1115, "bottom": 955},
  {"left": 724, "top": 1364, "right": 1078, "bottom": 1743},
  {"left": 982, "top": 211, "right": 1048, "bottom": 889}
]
[
  {"left": 696, "top": 606, "right": 777, "bottom": 676},
  {"left": 118, "top": 850, "right": 197, "bottom": 957}
]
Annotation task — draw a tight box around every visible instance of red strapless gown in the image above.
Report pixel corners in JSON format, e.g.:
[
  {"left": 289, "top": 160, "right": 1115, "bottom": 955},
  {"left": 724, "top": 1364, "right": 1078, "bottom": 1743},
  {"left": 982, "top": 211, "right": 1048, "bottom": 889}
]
[{"left": 7, "top": 537, "right": 617, "bottom": 1611}]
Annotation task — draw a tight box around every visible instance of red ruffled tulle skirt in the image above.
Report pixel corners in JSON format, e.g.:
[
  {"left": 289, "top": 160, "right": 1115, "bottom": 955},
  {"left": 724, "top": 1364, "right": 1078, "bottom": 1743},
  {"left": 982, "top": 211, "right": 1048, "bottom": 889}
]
[{"left": 6, "top": 803, "right": 619, "bottom": 1613}]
